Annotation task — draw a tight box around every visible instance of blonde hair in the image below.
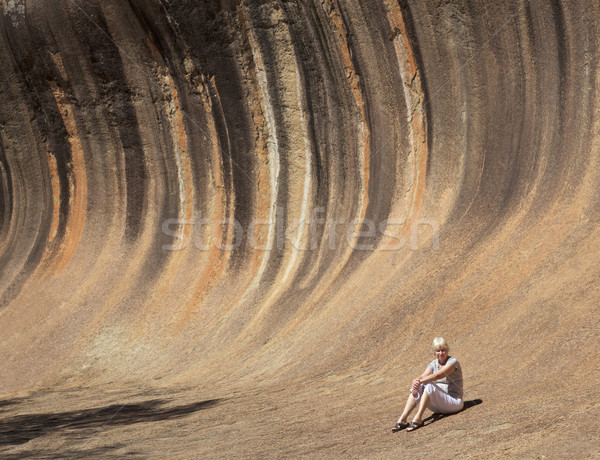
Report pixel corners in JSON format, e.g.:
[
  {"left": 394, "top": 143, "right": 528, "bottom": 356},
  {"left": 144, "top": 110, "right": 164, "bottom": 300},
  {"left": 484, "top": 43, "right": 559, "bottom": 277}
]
[{"left": 431, "top": 337, "right": 449, "bottom": 352}]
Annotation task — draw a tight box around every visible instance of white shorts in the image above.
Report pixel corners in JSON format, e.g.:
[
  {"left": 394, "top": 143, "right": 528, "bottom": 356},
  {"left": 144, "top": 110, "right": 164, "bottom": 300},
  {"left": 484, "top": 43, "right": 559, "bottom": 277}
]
[{"left": 413, "top": 383, "right": 464, "bottom": 414}]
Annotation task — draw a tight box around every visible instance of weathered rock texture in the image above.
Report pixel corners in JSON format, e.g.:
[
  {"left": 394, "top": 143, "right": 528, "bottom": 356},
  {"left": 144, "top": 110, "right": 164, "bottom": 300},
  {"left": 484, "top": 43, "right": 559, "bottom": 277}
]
[{"left": 0, "top": 0, "right": 598, "bottom": 457}]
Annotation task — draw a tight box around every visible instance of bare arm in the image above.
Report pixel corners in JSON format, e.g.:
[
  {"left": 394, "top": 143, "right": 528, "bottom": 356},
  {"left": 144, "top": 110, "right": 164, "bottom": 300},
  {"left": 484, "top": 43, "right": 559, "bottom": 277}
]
[
  {"left": 417, "top": 363, "right": 456, "bottom": 386},
  {"left": 420, "top": 367, "right": 433, "bottom": 380}
]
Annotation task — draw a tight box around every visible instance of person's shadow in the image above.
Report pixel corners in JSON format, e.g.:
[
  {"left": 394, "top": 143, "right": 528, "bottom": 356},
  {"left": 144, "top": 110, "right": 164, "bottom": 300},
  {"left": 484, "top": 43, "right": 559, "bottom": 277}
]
[{"left": 422, "top": 398, "right": 483, "bottom": 427}]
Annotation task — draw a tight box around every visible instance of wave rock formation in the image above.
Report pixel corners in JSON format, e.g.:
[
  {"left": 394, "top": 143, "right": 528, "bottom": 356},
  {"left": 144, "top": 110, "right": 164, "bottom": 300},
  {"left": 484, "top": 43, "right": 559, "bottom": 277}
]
[{"left": 1, "top": 0, "right": 598, "bottom": 457}]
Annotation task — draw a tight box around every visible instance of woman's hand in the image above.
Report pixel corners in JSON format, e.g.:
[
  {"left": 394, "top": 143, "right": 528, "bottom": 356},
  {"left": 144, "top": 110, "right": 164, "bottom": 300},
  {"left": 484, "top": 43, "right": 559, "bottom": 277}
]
[
  {"left": 412, "top": 366, "right": 432, "bottom": 397},
  {"left": 411, "top": 378, "right": 421, "bottom": 397}
]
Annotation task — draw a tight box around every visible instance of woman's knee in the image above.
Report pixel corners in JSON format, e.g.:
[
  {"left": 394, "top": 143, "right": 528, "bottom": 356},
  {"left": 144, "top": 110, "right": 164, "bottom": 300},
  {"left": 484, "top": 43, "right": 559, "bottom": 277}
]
[{"left": 424, "top": 383, "right": 436, "bottom": 395}]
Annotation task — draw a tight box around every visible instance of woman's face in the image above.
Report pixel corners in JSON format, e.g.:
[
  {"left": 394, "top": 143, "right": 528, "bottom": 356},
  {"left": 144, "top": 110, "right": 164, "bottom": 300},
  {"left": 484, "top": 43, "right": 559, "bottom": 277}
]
[{"left": 434, "top": 347, "right": 448, "bottom": 365}]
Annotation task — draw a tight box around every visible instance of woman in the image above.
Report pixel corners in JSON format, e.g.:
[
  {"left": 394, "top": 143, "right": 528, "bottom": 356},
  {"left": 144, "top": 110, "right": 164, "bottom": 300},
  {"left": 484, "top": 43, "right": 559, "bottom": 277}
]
[{"left": 392, "top": 337, "right": 464, "bottom": 432}]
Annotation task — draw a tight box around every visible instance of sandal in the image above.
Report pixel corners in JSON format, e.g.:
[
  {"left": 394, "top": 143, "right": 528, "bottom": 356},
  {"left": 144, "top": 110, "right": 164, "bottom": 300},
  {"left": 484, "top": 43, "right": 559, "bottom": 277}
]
[
  {"left": 391, "top": 421, "right": 409, "bottom": 432},
  {"left": 406, "top": 421, "right": 424, "bottom": 432}
]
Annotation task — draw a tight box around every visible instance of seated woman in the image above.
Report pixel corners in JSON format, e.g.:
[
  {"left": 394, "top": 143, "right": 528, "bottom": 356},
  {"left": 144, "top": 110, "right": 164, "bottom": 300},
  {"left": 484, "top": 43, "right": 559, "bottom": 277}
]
[{"left": 392, "top": 337, "right": 463, "bottom": 432}]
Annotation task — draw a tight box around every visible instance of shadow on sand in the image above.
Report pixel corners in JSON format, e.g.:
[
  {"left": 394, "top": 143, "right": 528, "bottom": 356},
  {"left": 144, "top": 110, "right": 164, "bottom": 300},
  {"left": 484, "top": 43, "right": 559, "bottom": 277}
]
[
  {"left": 0, "top": 397, "right": 221, "bottom": 447},
  {"left": 423, "top": 398, "right": 483, "bottom": 427},
  {"left": 392, "top": 398, "right": 483, "bottom": 433}
]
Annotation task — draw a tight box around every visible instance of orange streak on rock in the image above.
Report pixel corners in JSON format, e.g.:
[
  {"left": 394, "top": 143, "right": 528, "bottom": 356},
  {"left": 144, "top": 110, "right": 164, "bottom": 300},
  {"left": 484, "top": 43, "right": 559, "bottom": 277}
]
[
  {"left": 48, "top": 83, "right": 87, "bottom": 272},
  {"left": 44, "top": 151, "right": 61, "bottom": 244},
  {"left": 168, "top": 70, "right": 194, "bottom": 237},
  {"left": 322, "top": 0, "right": 370, "bottom": 224},
  {"left": 382, "top": 0, "right": 428, "bottom": 237},
  {"left": 50, "top": 52, "right": 68, "bottom": 81},
  {"left": 147, "top": 69, "right": 195, "bottom": 304},
  {"left": 179, "top": 76, "right": 234, "bottom": 322}
]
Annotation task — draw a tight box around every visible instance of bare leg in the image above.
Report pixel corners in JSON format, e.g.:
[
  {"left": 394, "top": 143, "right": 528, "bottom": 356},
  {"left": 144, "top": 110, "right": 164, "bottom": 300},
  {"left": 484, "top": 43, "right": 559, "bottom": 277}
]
[
  {"left": 412, "top": 386, "right": 431, "bottom": 424},
  {"left": 397, "top": 392, "right": 417, "bottom": 424}
]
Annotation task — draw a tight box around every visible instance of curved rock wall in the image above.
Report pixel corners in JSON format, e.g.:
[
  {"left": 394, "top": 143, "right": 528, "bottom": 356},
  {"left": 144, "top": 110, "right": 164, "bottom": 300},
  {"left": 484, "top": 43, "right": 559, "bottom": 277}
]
[
  {"left": 0, "top": 0, "right": 429, "bottom": 389},
  {"left": 0, "top": 0, "right": 599, "bottom": 454}
]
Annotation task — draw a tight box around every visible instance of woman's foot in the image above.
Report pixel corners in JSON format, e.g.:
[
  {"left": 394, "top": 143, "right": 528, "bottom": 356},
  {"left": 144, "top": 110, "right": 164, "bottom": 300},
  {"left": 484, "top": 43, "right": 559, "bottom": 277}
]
[
  {"left": 406, "top": 420, "right": 424, "bottom": 432},
  {"left": 391, "top": 421, "right": 409, "bottom": 432}
]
